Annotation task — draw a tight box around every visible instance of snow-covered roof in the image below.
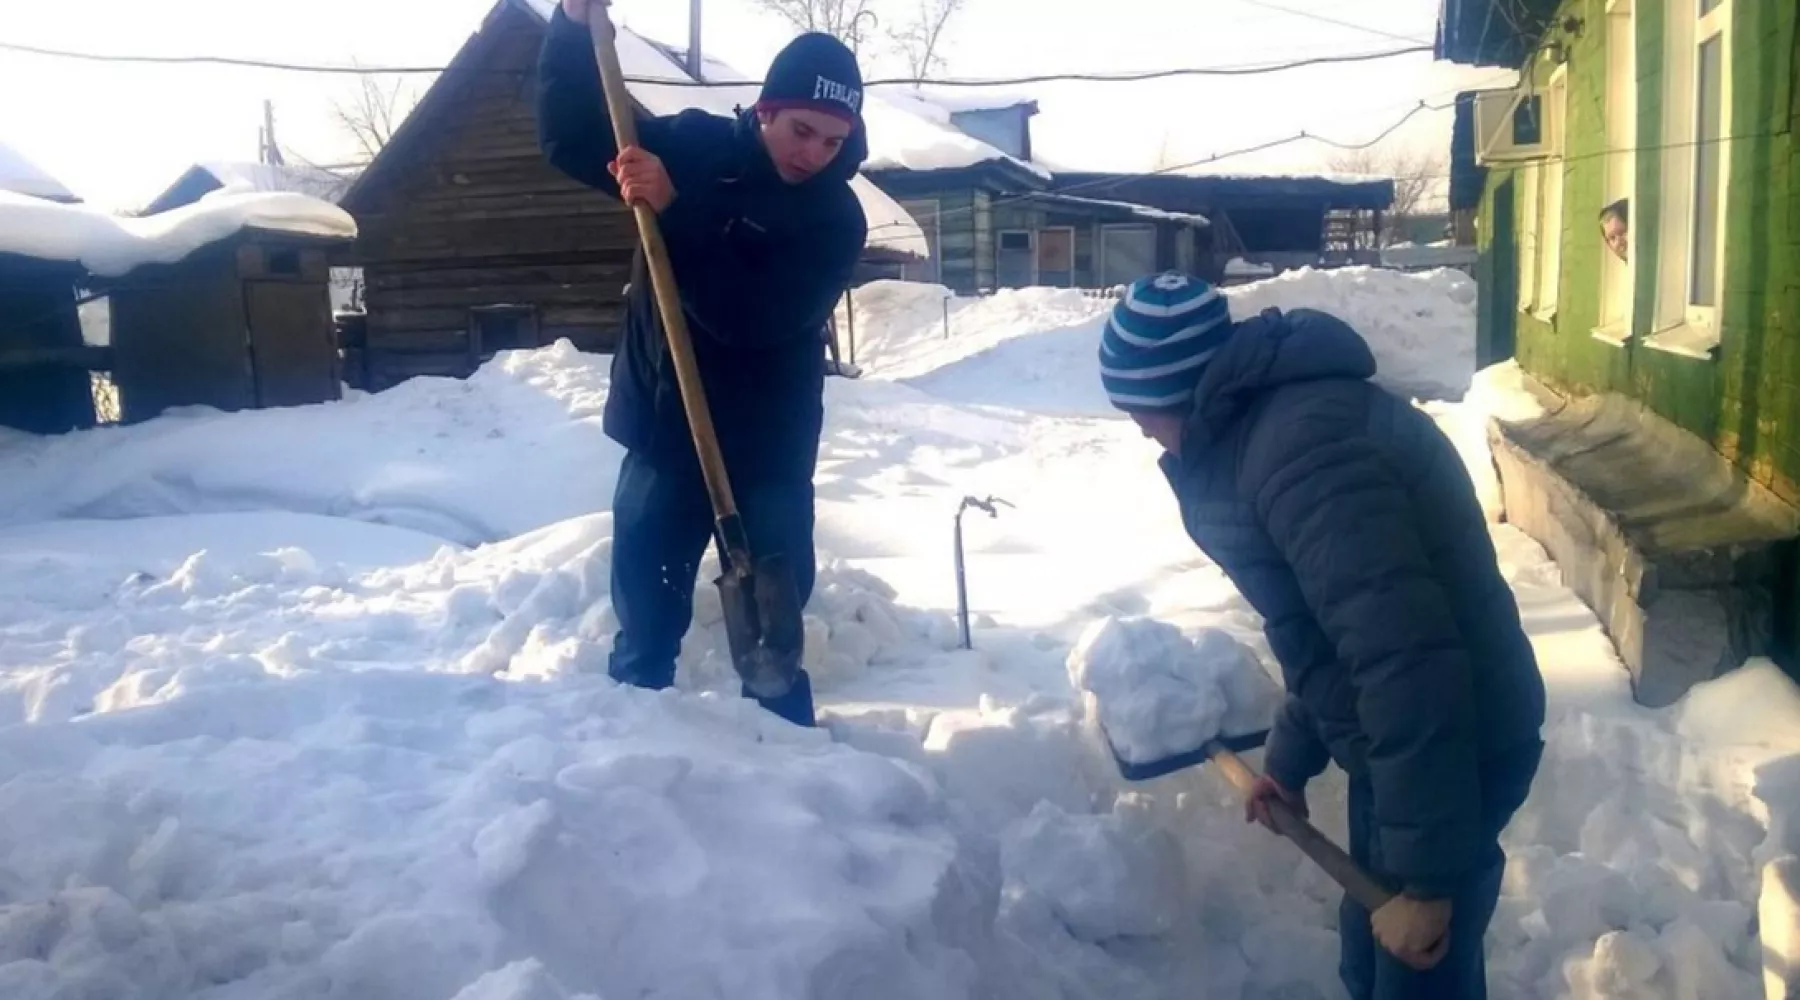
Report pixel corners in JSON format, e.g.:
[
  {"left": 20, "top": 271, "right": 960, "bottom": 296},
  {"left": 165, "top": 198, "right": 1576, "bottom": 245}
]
[
  {"left": 909, "top": 88, "right": 1039, "bottom": 115},
  {"left": 0, "top": 189, "right": 356, "bottom": 277},
  {"left": 858, "top": 88, "right": 1049, "bottom": 180},
  {"left": 145, "top": 162, "right": 355, "bottom": 216},
  {"left": 0, "top": 140, "right": 78, "bottom": 203},
  {"left": 1034, "top": 193, "right": 1209, "bottom": 227},
  {"left": 193, "top": 162, "right": 354, "bottom": 203}
]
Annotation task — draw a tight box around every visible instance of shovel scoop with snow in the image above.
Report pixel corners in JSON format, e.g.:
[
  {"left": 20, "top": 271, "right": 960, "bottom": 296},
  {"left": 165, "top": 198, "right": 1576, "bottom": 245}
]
[{"left": 1068, "top": 617, "right": 1395, "bottom": 911}]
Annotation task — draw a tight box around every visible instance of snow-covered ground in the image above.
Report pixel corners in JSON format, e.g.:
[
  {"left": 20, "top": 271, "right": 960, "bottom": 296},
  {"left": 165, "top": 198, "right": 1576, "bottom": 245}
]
[{"left": 0, "top": 267, "right": 1794, "bottom": 999}]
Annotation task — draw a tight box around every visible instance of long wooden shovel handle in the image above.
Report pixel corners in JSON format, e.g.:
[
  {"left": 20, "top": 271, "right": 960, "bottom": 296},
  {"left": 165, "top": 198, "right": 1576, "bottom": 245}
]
[
  {"left": 587, "top": 10, "right": 742, "bottom": 529},
  {"left": 1206, "top": 741, "right": 1396, "bottom": 911}
]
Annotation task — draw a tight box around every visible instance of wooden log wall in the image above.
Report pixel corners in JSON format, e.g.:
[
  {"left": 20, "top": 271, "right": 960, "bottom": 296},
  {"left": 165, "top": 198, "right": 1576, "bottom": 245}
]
[{"left": 352, "top": 7, "right": 638, "bottom": 389}]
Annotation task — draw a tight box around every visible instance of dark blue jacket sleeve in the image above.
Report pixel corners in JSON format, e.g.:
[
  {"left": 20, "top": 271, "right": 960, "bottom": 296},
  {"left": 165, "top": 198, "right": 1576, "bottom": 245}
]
[
  {"left": 537, "top": 5, "right": 683, "bottom": 197},
  {"left": 1263, "top": 696, "right": 1332, "bottom": 793},
  {"left": 1249, "top": 421, "right": 1481, "bottom": 900}
]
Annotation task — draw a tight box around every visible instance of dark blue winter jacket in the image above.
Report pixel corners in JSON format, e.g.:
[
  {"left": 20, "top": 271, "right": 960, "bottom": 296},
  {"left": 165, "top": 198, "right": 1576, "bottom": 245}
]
[
  {"left": 537, "top": 7, "right": 868, "bottom": 485},
  {"left": 1160, "top": 307, "right": 1546, "bottom": 898}
]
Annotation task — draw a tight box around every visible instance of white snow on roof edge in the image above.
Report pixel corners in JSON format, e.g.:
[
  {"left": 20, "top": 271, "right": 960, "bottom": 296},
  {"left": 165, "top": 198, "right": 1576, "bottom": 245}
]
[
  {"left": 0, "top": 190, "right": 355, "bottom": 277},
  {"left": 0, "top": 141, "right": 77, "bottom": 202}
]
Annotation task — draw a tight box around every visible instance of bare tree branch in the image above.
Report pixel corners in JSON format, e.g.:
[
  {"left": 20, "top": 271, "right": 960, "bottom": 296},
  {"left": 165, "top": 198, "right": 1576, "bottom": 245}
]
[
  {"left": 331, "top": 68, "right": 420, "bottom": 164},
  {"left": 749, "top": 0, "right": 883, "bottom": 54},
  {"left": 1327, "top": 143, "right": 1447, "bottom": 244},
  {"left": 891, "top": 0, "right": 969, "bottom": 83}
]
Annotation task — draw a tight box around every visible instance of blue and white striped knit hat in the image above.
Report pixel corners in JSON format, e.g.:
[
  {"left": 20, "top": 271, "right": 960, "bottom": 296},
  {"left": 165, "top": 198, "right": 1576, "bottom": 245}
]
[{"left": 1098, "top": 272, "right": 1236, "bottom": 413}]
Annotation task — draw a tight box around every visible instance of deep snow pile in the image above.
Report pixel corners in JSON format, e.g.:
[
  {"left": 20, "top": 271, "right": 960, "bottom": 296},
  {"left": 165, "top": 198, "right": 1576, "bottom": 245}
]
[
  {"left": 0, "top": 263, "right": 1796, "bottom": 999},
  {"left": 0, "top": 511, "right": 998, "bottom": 999},
  {"left": 844, "top": 266, "right": 1481, "bottom": 417}
]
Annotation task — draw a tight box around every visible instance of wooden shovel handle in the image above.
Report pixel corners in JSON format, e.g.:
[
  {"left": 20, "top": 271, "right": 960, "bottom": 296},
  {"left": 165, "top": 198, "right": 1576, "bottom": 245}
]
[
  {"left": 1205, "top": 741, "right": 1395, "bottom": 912},
  {"left": 587, "top": 11, "right": 742, "bottom": 530}
]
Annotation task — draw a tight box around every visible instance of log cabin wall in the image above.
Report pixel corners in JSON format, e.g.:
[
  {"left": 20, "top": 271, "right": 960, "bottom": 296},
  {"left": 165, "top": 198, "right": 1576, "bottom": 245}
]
[{"left": 347, "top": 3, "right": 636, "bottom": 390}]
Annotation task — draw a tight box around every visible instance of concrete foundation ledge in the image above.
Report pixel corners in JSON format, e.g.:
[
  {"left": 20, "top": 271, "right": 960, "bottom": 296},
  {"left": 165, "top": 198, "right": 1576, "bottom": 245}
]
[{"left": 1488, "top": 378, "right": 1800, "bottom": 708}]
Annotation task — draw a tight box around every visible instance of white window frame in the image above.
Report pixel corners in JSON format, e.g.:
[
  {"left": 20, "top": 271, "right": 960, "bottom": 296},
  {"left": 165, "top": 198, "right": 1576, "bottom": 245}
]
[
  {"left": 1517, "top": 160, "right": 1541, "bottom": 313},
  {"left": 996, "top": 228, "right": 1036, "bottom": 287},
  {"left": 1646, "top": 0, "right": 1733, "bottom": 360},
  {"left": 1533, "top": 65, "right": 1569, "bottom": 322},
  {"left": 1595, "top": 0, "right": 1638, "bottom": 345}
]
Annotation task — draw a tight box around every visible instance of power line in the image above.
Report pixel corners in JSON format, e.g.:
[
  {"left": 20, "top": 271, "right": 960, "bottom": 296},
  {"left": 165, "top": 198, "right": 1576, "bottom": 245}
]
[
  {"left": 1229, "top": 0, "right": 1433, "bottom": 46},
  {"left": 0, "top": 37, "right": 1433, "bottom": 87}
]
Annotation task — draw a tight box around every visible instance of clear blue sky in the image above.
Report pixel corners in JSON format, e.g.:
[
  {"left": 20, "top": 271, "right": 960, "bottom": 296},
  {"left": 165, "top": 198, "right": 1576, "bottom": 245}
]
[{"left": 0, "top": 0, "right": 1512, "bottom": 211}]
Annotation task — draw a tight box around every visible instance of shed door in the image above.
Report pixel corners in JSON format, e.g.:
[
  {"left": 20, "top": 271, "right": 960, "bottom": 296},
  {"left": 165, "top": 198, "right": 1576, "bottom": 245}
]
[
  {"left": 245, "top": 281, "right": 339, "bottom": 409},
  {"left": 1099, "top": 225, "right": 1158, "bottom": 287},
  {"left": 1036, "top": 227, "right": 1074, "bottom": 287}
]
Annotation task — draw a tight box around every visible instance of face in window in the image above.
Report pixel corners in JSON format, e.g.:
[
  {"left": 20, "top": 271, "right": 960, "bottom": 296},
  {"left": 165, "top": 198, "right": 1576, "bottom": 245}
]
[
  {"left": 1600, "top": 208, "right": 1629, "bottom": 263},
  {"left": 756, "top": 108, "right": 853, "bottom": 184}
]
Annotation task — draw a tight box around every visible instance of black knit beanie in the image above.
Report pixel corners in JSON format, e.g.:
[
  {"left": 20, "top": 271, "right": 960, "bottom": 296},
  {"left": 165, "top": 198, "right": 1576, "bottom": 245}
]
[{"left": 756, "top": 33, "right": 864, "bottom": 125}]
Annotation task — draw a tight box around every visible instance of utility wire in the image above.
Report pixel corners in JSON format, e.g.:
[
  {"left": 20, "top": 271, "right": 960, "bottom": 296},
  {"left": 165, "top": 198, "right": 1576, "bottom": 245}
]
[
  {"left": 1230, "top": 0, "right": 1433, "bottom": 46},
  {"left": 0, "top": 37, "right": 1433, "bottom": 86}
]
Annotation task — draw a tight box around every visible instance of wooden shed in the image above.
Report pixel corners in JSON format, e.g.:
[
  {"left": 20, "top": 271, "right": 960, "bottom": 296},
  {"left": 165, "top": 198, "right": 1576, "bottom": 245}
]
[
  {"left": 0, "top": 141, "right": 99, "bottom": 434},
  {"left": 0, "top": 252, "right": 99, "bottom": 434},
  {"left": 339, "top": 0, "right": 927, "bottom": 392},
  {"left": 102, "top": 228, "right": 351, "bottom": 423}
]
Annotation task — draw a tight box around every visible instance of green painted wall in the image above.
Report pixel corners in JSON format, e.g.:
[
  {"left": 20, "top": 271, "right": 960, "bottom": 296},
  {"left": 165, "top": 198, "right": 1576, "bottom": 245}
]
[{"left": 1478, "top": 0, "right": 1799, "bottom": 502}]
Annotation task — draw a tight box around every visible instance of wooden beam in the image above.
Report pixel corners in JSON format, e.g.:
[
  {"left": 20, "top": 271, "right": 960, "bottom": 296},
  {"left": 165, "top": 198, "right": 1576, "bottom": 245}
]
[{"left": 0, "top": 344, "right": 113, "bottom": 372}]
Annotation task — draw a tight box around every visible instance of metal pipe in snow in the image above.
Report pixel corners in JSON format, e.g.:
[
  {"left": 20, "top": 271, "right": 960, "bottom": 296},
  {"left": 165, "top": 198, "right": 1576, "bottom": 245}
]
[
  {"left": 953, "top": 495, "right": 1011, "bottom": 650},
  {"left": 687, "top": 0, "right": 703, "bottom": 79}
]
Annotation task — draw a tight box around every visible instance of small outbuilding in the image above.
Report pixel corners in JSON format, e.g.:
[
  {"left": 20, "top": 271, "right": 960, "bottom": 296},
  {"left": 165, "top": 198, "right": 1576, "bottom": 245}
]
[
  {"left": 102, "top": 226, "right": 352, "bottom": 422},
  {"left": 0, "top": 139, "right": 99, "bottom": 434}
]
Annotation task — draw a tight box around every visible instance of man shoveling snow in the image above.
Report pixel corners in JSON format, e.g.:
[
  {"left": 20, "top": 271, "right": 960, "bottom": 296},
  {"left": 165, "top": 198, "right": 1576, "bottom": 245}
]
[
  {"left": 1094, "top": 271, "right": 1548, "bottom": 999},
  {"left": 538, "top": 0, "right": 870, "bottom": 726}
]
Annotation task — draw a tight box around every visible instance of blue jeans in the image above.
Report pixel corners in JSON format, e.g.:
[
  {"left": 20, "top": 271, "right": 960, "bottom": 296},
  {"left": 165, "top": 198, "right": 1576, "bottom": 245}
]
[
  {"left": 607, "top": 450, "right": 818, "bottom": 726},
  {"left": 1338, "top": 741, "right": 1543, "bottom": 1000}
]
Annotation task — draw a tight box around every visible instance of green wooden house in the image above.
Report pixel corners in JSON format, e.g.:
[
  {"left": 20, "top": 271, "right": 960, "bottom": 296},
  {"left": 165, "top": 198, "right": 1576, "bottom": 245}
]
[{"left": 1441, "top": 0, "right": 1800, "bottom": 705}]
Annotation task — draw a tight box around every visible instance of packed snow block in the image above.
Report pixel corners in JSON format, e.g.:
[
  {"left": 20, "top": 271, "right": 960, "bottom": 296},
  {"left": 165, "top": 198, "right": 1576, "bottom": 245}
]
[
  {"left": 1762, "top": 856, "right": 1800, "bottom": 999},
  {"left": 1489, "top": 382, "right": 1800, "bottom": 707}
]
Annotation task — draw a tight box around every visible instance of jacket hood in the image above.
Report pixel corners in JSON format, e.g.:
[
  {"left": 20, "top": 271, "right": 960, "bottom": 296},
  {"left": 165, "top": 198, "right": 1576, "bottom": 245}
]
[
  {"left": 731, "top": 107, "right": 870, "bottom": 189},
  {"left": 1182, "top": 306, "right": 1378, "bottom": 449}
]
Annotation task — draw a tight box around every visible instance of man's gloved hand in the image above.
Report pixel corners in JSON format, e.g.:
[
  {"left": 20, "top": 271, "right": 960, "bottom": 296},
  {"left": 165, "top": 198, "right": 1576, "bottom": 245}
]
[
  {"left": 560, "top": 0, "right": 608, "bottom": 24},
  {"left": 1371, "top": 895, "right": 1453, "bottom": 970},
  {"left": 609, "top": 146, "right": 676, "bottom": 212}
]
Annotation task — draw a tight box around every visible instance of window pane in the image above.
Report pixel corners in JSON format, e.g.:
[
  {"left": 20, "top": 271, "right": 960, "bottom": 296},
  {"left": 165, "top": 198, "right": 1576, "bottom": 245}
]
[
  {"left": 1100, "top": 226, "right": 1157, "bottom": 287},
  {"left": 1690, "top": 35, "right": 1723, "bottom": 307},
  {"left": 1698, "top": 0, "right": 1720, "bottom": 16}
]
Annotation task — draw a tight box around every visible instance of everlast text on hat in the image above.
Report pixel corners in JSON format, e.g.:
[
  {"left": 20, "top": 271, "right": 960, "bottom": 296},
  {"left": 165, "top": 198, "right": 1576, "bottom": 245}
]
[{"left": 812, "top": 76, "right": 862, "bottom": 114}]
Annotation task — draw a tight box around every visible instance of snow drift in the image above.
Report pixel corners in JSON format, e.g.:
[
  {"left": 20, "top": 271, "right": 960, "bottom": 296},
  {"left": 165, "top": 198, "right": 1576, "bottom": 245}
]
[{"left": 843, "top": 266, "right": 1482, "bottom": 418}]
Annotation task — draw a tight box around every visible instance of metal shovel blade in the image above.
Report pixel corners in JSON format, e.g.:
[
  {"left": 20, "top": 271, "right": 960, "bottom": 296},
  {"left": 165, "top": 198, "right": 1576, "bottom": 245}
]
[{"left": 715, "top": 551, "right": 806, "bottom": 700}]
